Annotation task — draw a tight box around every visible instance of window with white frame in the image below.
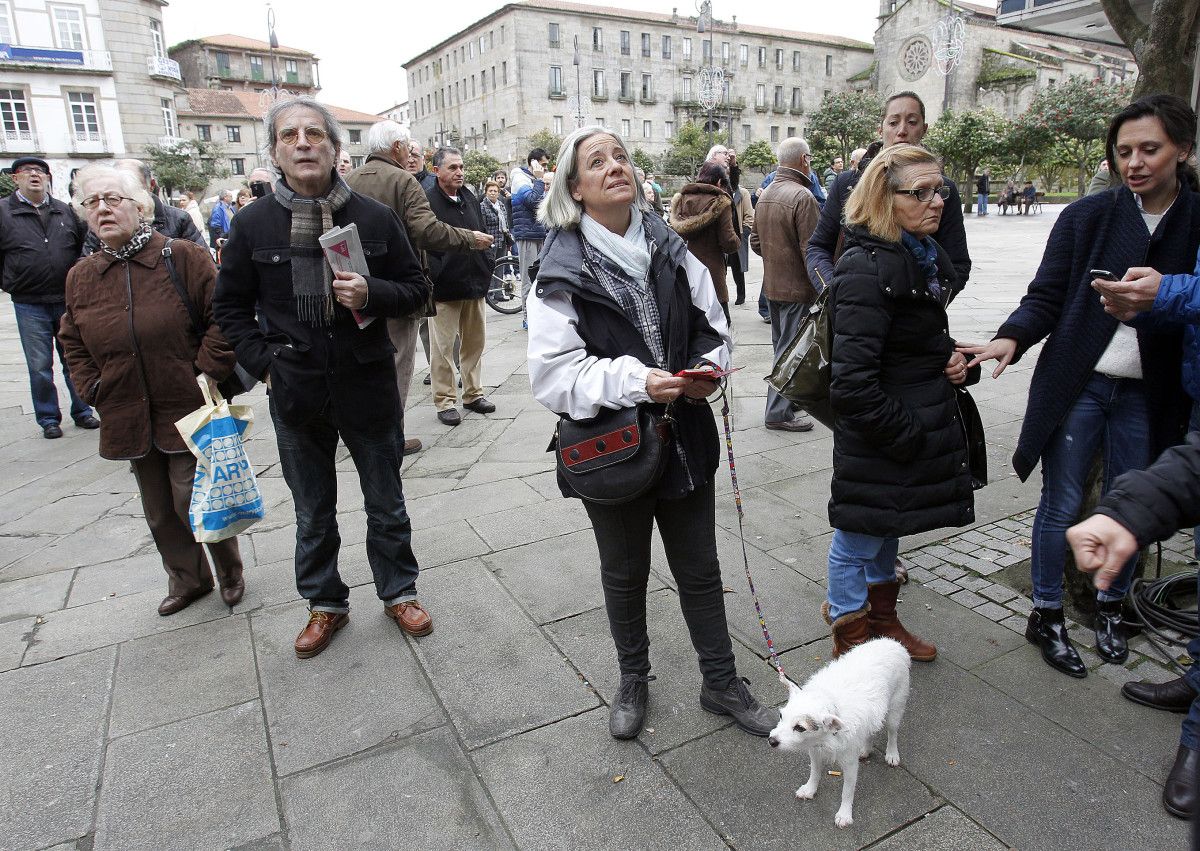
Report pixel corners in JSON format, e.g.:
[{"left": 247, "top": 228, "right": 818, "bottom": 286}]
[
  {"left": 640, "top": 73, "right": 652, "bottom": 101},
  {"left": 642, "top": 119, "right": 651, "bottom": 138},
  {"left": 665, "top": 120, "right": 674, "bottom": 138},
  {"left": 641, "top": 33, "right": 651, "bottom": 58},
  {"left": 793, "top": 50, "right": 801, "bottom": 72},
  {"left": 621, "top": 118, "right": 630, "bottom": 137},
  {"left": 549, "top": 65, "right": 563, "bottom": 95},
  {"left": 775, "top": 48, "right": 784, "bottom": 70},
  {"left": 662, "top": 35, "right": 671, "bottom": 59},
  {"left": 68, "top": 91, "right": 99, "bottom": 139},
  {"left": 620, "top": 31, "right": 630, "bottom": 56},
  {"left": 553, "top": 115, "right": 563, "bottom": 135},
  {"left": 0, "top": 88, "right": 30, "bottom": 139},
  {"left": 682, "top": 76, "right": 693, "bottom": 99},
  {"left": 592, "top": 69, "right": 605, "bottom": 97},
  {"left": 739, "top": 44, "right": 748, "bottom": 67},
  {"left": 757, "top": 46, "right": 766, "bottom": 68},
  {"left": 742, "top": 123, "right": 751, "bottom": 142},
  {"left": 682, "top": 38, "right": 691, "bottom": 60},
  {"left": 548, "top": 22, "right": 559, "bottom": 48},
  {"left": 770, "top": 125, "right": 779, "bottom": 144},
  {"left": 791, "top": 87, "right": 802, "bottom": 111},
  {"left": 721, "top": 42, "right": 730, "bottom": 63},
  {"left": 755, "top": 83, "right": 766, "bottom": 108},
  {"left": 150, "top": 19, "right": 165, "bottom": 57},
  {"left": 0, "top": 3, "right": 13, "bottom": 44},
  {"left": 161, "top": 97, "right": 176, "bottom": 137},
  {"left": 592, "top": 27, "right": 603, "bottom": 51},
  {"left": 51, "top": 5, "right": 85, "bottom": 51}
]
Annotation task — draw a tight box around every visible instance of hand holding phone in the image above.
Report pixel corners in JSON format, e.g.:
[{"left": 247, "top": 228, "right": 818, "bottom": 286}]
[{"left": 1089, "top": 269, "right": 1119, "bottom": 282}]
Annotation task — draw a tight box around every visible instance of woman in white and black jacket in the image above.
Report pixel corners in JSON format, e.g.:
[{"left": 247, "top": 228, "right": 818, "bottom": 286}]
[{"left": 527, "top": 126, "right": 778, "bottom": 743}]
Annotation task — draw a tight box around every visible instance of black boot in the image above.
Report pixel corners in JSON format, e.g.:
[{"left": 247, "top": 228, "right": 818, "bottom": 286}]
[
  {"left": 699, "top": 676, "right": 779, "bottom": 737},
  {"left": 1163, "top": 744, "right": 1200, "bottom": 819},
  {"left": 1122, "top": 677, "right": 1197, "bottom": 713},
  {"left": 609, "top": 674, "right": 654, "bottom": 740},
  {"left": 1026, "top": 607, "right": 1087, "bottom": 678},
  {"left": 1093, "top": 600, "right": 1129, "bottom": 664}
]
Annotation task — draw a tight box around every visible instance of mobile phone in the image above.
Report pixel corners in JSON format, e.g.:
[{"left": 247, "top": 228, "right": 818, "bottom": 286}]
[
  {"left": 1089, "top": 269, "right": 1119, "bottom": 281},
  {"left": 250, "top": 181, "right": 270, "bottom": 198}
]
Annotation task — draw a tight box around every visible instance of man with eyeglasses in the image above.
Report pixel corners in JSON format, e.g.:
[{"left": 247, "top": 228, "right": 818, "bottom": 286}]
[{"left": 0, "top": 156, "right": 95, "bottom": 438}]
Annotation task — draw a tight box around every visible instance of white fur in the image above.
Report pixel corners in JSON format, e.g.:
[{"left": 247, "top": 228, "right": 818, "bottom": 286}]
[{"left": 767, "top": 638, "right": 912, "bottom": 828}]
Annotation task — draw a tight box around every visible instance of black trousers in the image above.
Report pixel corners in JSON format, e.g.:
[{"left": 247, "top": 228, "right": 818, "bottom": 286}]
[
  {"left": 726, "top": 253, "right": 746, "bottom": 303},
  {"left": 582, "top": 479, "right": 737, "bottom": 690}
]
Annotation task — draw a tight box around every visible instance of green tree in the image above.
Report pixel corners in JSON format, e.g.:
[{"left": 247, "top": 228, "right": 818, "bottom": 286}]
[
  {"left": 739, "top": 140, "right": 776, "bottom": 170},
  {"left": 1015, "top": 76, "right": 1131, "bottom": 196},
  {"left": 806, "top": 91, "right": 884, "bottom": 165},
  {"left": 631, "top": 147, "right": 656, "bottom": 174},
  {"left": 0, "top": 171, "right": 14, "bottom": 198},
  {"left": 527, "top": 129, "right": 564, "bottom": 166},
  {"left": 463, "top": 149, "right": 501, "bottom": 191},
  {"left": 924, "top": 108, "right": 1010, "bottom": 212},
  {"left": 144, "top": 139, "right": 229, "bottom": 196},
  {"left": 663, "top": 121, "right": 707, "bottom": 177},
  {"left": 1100, "top": 0, "right": 1200, "bottom": 98}
]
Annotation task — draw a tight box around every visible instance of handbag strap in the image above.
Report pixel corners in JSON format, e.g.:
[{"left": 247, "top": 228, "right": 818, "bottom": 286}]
[{"left": 162, "top": 239, "right": 206, "bottom": 338}]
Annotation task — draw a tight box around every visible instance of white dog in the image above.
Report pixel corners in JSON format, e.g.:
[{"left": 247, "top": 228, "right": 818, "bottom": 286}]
[{"left": 767, "top": 638, "right": 911, "bottom": 828}]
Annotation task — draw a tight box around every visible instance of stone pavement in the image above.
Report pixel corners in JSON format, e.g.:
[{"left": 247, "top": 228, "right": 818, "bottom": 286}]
[{"left": 0, "top": 207, "right": 1191, "bottom": 850}]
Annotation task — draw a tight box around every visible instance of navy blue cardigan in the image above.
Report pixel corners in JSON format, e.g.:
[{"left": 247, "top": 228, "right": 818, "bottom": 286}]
[{"left": 997, "top": 184, "right": 1198, "bottom": 481}]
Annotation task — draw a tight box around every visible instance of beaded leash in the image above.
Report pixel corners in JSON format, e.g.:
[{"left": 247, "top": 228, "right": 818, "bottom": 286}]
[{"left": 719, "top": 377, "right": 788, "bottom": 686}]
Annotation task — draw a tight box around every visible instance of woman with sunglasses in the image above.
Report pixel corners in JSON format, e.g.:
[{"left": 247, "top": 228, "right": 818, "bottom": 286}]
[
  {"left": 58, "top": 164, "right": 245, "bottom": 616},
  {"left": 823, "top": 144, "right": 976, "bottom": 661},
  {"left": 964, "top": 94, "right": 1200, "bottom": 678}
]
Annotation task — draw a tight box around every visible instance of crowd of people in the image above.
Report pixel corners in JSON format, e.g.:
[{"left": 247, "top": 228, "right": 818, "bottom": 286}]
[{"left": 4, "top": 89, "right": 1200, "bottom": 822}]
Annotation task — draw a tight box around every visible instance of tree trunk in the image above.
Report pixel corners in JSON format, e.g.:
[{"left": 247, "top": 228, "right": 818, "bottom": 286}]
[{"left": 1100, "top": 0, "right": 1200, "bottom": 99}]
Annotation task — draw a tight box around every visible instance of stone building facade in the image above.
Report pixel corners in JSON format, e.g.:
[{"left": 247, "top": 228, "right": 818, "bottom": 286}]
[
  {"left": 872, "top": 0, "right": 1135, "bottom": 121},
  {"left": 169, "top": 34, "right": 319, "bottom": 96},
  {"left": 402, "top": 0, "right": 874, "bottom": 166}
]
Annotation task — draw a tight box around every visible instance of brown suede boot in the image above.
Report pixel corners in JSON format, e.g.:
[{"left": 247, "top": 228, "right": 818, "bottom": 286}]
[
  {"left": 822, "top": 602, "right": 871, "bottom": 658},
  {"left": 866, "top": 579, "right": 936, "bottom": 661}
]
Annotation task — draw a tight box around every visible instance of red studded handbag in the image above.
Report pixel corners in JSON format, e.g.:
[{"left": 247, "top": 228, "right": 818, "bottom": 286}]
[{"left": 554, "top": 404, "right": 673, "bottom": 505}]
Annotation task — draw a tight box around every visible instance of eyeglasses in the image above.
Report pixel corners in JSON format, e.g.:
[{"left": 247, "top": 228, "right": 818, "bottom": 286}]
[
  {"left": 80, "top": 193, "right": 133, "bottom": 209},
  {"left": 895, "top": 185, "right": 950, "bottom": 203},
  {"left": 15, "top": 166, "right": 47, "bottom": 175},
  {"left": 277, "top": 126, "right": 328, "bottom": 146}
]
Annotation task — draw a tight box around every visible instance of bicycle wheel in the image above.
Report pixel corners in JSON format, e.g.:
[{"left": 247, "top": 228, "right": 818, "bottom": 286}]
[{"left": 486, "top": 255, "right": 523, "bottom": 315}]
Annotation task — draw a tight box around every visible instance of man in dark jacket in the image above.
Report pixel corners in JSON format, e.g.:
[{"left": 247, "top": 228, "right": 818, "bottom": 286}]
[
  {"left": 81, "top": 159, "right": 207, "bottom": 255},
  {"left": 1068, "top": 431, "right": 1200, "bottom": 819},
  {"left": 0, "top": 156, "right": 96, "bottom": 438},
  {"left": 213, "top": 97, "right": 432, "bottom": 658},
  {"left": 510, "top": 147, "right": 550, "bottom": 321},
  {"left": 425, "top": 146, "right": 496, "bottom": 426}
]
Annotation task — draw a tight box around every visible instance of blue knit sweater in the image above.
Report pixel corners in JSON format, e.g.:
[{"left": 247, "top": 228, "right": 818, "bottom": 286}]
[
  {"left": 997, "top": 184, "right": 1199, "bottom": 481},
  {"left": 1154, "top": 257, "right": 1200, "bottom": 402}
]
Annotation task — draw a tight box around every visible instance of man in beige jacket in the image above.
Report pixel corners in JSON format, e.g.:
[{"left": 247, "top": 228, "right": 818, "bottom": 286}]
[
  {"left": 750, "top": 137, "right": 820, "bottom": 432},
  {"left": 346, "top": 121, "right": 493, "bottom": 453}
]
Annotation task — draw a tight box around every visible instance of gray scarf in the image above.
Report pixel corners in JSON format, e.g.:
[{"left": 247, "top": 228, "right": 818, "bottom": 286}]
[
  {"left": 103, "top": 220, "right": 153, "bottom": 260},
  {"left": 579, "top": 207, "right": 651, "bottom": 282},
  {"left": 272, "top": 174, "right": 354, "bottom": 325}
]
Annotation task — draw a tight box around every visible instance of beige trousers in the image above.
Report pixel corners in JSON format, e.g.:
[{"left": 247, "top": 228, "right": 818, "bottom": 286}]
[{"left": 428, "top": 298, "right": 485, "bottom": 411}]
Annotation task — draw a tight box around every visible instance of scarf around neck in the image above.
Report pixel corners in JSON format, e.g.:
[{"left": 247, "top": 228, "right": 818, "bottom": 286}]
[
  {"left": 103, "top": 220, "right": 153, "bottom": 260},
  {"left": 579, "top": 207, "right": 651, "bottom": 283},
  {"left": 900, "top": 230, "right": 943, "bottom": 302},
  {"left": 272, "top": 174, "right": 354, "bottom": 325}
]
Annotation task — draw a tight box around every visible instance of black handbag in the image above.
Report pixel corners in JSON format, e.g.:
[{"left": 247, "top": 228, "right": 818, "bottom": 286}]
[
  {"left": 955, "top": 385, "right": 988, "bottom": 490},
  {"left": 765, "top": 284, "right": 834, "bottom": 427},
  {"left": 162, "top": 240, "right": 258, "bottom": 400},
  {"left": 554, "top": 404, "right": 674, "bottom": 505}
]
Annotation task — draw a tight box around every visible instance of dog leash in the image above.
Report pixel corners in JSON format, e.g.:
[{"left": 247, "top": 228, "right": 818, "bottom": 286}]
[{"left": 719, "top": 379, "right": 788, "bottom": 685}]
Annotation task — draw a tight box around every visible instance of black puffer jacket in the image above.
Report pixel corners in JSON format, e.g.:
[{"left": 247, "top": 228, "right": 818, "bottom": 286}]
[
  {"left": 1096, "top": 431, "right": 1200, "bottom": 548},
  {"left": 828, "top": 226, "right": 975, "bottom": 536}
]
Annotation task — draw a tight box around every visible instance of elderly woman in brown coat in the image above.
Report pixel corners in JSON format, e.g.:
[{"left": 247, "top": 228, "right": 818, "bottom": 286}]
[
  {"left": 58, "top": 164, "right": 245, "bottom": 616},
  {"left": 670, "top": 161, "right": 741, "bottom": 321}
]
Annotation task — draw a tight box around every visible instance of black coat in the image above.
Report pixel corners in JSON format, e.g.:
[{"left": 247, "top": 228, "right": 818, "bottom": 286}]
[
  {"left": 212, "top": 183, "right": 426, "bottom": 431},
  {"left": 535, "top": 217, "right": 725, "bottom": 501},
  {"left": 425, "top": 183, "right": 492, "bottom": 301},
  {"left": 997, "top": 185, "right": 1199, "bottom": 481},
  {"left": 828, "top": 226, "right": 975, "bottom": 537},
  {"left": 83, "top": 195, "right": 207, "bottom": 256},
  {"left": 808, "top": 168, "right": 971, "bottom": 293},
  {"left": 1096, "top": 431, "right": 1200, "bottom": 547},
  {"left": 0, "top": 193, "right": 87, "bottom": 303}
]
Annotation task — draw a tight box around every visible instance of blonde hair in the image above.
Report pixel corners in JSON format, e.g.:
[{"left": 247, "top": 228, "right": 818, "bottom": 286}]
[
  {"left": 844, "top": 144, "right": 941, "bottom": 243},
  {"left": 71, "top": 164, "right": 153, "bottom": 218},
  {"left": 538, "top": 125, "right": 652, "bottom": 230}
]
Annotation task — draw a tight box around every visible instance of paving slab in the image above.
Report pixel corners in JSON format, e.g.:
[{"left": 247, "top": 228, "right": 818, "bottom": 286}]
[
  {"left": 411, "top": 517, "right": 493, "bottom": 568},
  {"left": 0, "top": 533, "right": 51, "bottom": 569},
  {"left": 467, "top": 493, "right": 591, "bottom": 550},
  {"left": 890, "top": 582, "right": 1025, "bottom": 670},
  {"left": 0, "top": 647, "right": 115, "bottom": 851},
  {"left": 0, "top": 616, "right": 31, "bottom": 672},
  {"left": 94, "top": 701, "right": 278, "bottom": 851},
  {"left": 713, "top": 484, "right": 831, "bottom": 551},
  {"left": 281, "top": 726, "right": 512, "bottom": 850},
  {"left": 405, "top": 477, "right": 543, "bottom": 527},
  {"left": 0, "top": 491, "right": 130, "bottom": 536},
  {"left": 408, "top": 558, "right": 598, "bottom": 748},
  {"left": 67, "top": 552, "right": 169, "bottom": 607},
  {"left": 870, "top": 806, "right": 1007, "bottom": 851},
  {"left": 3, "top": 515, "right": 153, "bottom": 580},
  {"left": 474, "top": 709, "right": 725, "bottom": 851},
  {"left": 109, "top": 616, "right": 258, "bottom": 738},
  {"left": 250, "top": 585, "right": 445, "bottom": 776},
  {"left": 0, "top": 567, "right": 72, "bottom": 622}
]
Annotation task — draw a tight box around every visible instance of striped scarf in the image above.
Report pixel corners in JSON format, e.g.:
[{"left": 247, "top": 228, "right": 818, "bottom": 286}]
[{"left": 272, "top": 175, "right": 353, "bottom": 325}]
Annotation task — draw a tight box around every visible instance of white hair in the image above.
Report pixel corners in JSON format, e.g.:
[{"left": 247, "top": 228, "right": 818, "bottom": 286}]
[
  {"left": 366, "top": 120, "right": 410, "bottom": 156},
  {"left": 538, "top": 126, "right": 653, "bottom": 230},
  {"left": 72, "top": 164, "right": 154, "bottom": 218},
  {"left": 778, "top": 137, "right": 810, "bottom": 167},
  {"left": 849, "top": 147, "right": 867, "bottom": 165},
  {"left": 706, "top": 144, "right": 728, "bottom": 161}
]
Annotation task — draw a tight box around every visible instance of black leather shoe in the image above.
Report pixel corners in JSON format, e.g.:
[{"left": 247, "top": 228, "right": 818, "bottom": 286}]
[
  {"left": 74, "top": 415, "right": 100, "bottom": 429},
  {"left": 609, "top": 673, "right": 654, "bottom": 739},
  {"left": 700, "top": 676, "right": 779, "bottom": 736},
  {"left": 1164, "top": 744, "right": 1200, "bottom": 819},
  {"left": 1122, "top": 677, "right": 1197, "bottom": 713},
  {"left": 1093, "top": 600, "right": 1129, "bottom": 663},
  {"left": 158, "top": 586, "right": 213, "bottom": 616},
  {"left": 1026, "top": 607, "right": 1087, "bottom": 678},
  {"left": 464, "top": 397, "right": 496, "bottom": 414},
  {"left": 423, "top": 374, "right": 431, "bottom": 385},
  {"left": 42, "top": 424, "right": 63, "bottom": 439},
  {"left": 436, "top": 408, "right": 461, "bottom": 426}
]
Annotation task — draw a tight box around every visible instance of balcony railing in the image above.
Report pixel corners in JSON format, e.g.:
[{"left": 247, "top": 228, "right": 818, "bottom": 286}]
[
  {"left": 0, "top": 129, "right": 38, "bottom": 152},
  {"left": 0, "top": 44, "right": 111, "bottom": 71},
  {"left": 146, "top": 55, "right": 181, "bottom": 81}
]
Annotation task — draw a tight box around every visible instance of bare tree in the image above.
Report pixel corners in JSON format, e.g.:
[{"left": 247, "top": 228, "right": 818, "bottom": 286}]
[{"left": 1100, "top": 0, "right": 1200, "bottom": 97}]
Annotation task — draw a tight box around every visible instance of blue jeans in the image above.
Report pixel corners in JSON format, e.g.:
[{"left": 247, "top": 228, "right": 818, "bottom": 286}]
[
  {"left": 827, "top": 529, "right": 899, "bottom": 620},
  {"left": 272, "top": 398, "right": 419, "bottom": 613},
  {"left": 977, "top": 193, "right": 988, "bottom": 214},
  {"left": 12, "top": 301, "right": 92, "bottom": 427},
  {"left": 1030, "top": 373, "right": 1150, "bottom": 608}
]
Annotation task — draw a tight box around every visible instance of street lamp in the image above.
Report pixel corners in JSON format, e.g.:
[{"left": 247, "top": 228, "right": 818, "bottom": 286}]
[
  {"left": 267, "top": 5, "right": 279, "bottom": 98},
  {"left": 573, "top": 35, "right": 585, "bottom": 129},
  {"left": 696, "top": 1, "right": 722, "bottom": 151}
]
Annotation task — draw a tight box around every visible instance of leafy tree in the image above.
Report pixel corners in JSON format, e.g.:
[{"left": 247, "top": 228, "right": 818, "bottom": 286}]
[
  {"left": 1100, "top": 0, "right": 1200, "bottom": 98},
  {"left": 1015, "top": 76, "right": 1131, "bottom": 196},
  {"left": 463, "top": 149, "right": 501, "bottom": 190},
  {"left": 663, "top": 121, "right": 708, "bottom": 177},
  {"left": 739, "top": 140, "right": 776, "bottom": 170},
  {"left": 0, "top": 171, "right": 14, "bottom": 198},
  {"left": 144, "top": 139, "right": 229, "bottom": 196},
  {"left": 527, "top": 129, "right": 564, "bottom": 166},
  {"left": 924, "top": 108, "right": 1010, "bottom": 212},
  {"left": 631, "top": 147, "right": 656, "bottom": 174},
  {"left": 806, "top": 91, "right": 884, "bottom": 165}
]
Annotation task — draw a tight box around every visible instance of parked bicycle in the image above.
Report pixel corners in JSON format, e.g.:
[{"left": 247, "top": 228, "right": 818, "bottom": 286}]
[{"left": 486, "top": 251, "right": 523, "bottom": 315}]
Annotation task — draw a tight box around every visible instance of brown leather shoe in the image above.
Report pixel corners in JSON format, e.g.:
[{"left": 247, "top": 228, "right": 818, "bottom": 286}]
[
  {"left": 403, "top": 438, "right": 423, "bottom": 455},
  {"left": 386, "top": 600, "right": 433, "bottom": 636},
  {"left": 294, "top": 611, "right": 349, "bottom": 658},
  {"left": 867, "top": 579, "right": 937, "bottom": 661},
  {"left": 158, "top": 586, "right": 213, "bottom": 616},
  {"left": 822, "top": 602, "right": 871, "bottom": 658},
  {"left": 220, "top": 576, "right": 245, "bottom": 607}
]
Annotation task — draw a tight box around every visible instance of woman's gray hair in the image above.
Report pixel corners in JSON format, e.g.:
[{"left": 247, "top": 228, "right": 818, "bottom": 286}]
[
  {"left": 71, "top": 164, "right": 153, "bottom": 218},
  {"left": 538, "top": 125, "right": 652, "bottom": 230},
  {"left": 264, "top": 96, "right": 345, "bottom": 156},
  {"left": 365, "top": 120, "right": 409, "bottom": 156}
]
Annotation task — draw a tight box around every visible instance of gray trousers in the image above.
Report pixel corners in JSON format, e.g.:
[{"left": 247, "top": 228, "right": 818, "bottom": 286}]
[
  {"left": 518, "top": 238, "right": 542, "bottom": 321},
  {"left": 766, "top": 299, "right": 810, "bottom": 424},
  {"left": 388, "top": 316, "right": 420, "bottom": 411}
]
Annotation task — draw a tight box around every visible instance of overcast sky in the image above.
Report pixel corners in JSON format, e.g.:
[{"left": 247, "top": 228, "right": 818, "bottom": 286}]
[{"left": 163, "top": 0, "right": 883, "bottom": 115}]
